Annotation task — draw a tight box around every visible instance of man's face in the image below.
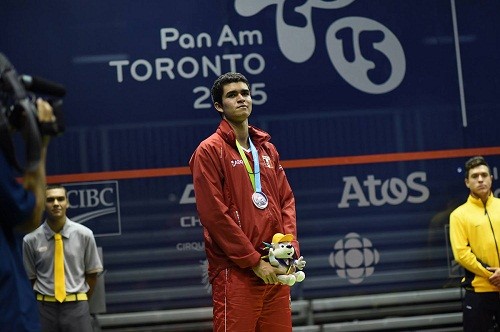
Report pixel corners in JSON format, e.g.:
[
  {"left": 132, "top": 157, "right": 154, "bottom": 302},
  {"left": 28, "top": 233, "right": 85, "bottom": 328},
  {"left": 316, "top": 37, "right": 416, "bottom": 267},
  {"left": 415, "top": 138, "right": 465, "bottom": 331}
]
[
  {"left": 45, "top": 188, "right": 68, "bottom": 220},
  {"left": 465, "top": 165, "right": 492, "bottom": 199},
  {"left": 215, "top": 82, "right": 252, "bottom": 123}
]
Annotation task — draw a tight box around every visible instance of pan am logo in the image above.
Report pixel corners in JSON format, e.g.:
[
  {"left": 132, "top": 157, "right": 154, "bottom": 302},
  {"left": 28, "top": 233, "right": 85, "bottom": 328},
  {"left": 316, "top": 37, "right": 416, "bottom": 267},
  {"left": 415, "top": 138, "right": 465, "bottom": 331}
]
[
  {"left": 329, "top": 232, "right": 380, "bottom": 284},
  {"left": 235, "top": 0, "right": 405, "bottom": 94},
  {"left": 64, "top": 181, "right": 121, "bottom": 237}
]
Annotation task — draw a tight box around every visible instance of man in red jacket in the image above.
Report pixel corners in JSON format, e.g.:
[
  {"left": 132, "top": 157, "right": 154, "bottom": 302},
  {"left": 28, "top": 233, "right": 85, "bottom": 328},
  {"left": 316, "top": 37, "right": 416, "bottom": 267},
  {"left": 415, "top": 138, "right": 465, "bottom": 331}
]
[{"left": 189, "top": 72, "right": 300, "bottom": 331}]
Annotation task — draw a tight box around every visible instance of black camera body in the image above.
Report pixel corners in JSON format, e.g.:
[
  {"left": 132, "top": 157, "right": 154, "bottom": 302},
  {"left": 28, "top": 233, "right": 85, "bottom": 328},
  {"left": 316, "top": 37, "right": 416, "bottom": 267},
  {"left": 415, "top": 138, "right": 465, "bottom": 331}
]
[
  {"left": 0, "top": 52, "right": 66, "bottom": 171},
  {"left": 5, "top": 97, "right": 65, "bottom": 137},
  {"left": 0, "top": 53, "right": 65, "bottom": 136}
]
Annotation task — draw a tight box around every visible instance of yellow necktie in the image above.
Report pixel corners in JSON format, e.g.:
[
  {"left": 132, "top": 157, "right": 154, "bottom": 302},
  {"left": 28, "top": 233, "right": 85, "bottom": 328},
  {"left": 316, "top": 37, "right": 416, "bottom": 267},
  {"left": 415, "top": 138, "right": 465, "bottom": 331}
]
[{"left": 54, "top": 233, "right": 66, "bottom": 302}]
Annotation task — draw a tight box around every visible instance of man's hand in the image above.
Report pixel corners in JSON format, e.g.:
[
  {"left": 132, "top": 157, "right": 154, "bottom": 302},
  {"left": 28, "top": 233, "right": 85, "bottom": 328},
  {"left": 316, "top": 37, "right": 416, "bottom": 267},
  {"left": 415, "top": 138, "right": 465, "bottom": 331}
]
[
  {"left": 252, "top": 259, "right": 280, "bottom": 284},
  {"left": 17, "top": 99, "right": 55, "bottom": 232},
  {"left": 36, "top": 98, "right": 55, "bottom": 123},
  {"left": 487, "top": 267, "right": 500, "bottom": 287}
]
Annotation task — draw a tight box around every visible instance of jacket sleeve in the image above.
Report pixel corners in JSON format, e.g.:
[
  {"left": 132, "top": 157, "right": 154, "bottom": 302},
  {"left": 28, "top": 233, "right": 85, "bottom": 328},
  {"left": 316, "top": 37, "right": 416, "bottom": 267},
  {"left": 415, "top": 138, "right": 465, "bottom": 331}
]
[
  {"left": 273, "top": 147, "right": 299, "bottom": 257},
  {"left": 0, "top": 152, "right": 36, "bottom": 228},
  {"left": 189, "top": 143, "right": 262, "bottom": 269},
  {"left": 449, "top": 210, "right": 492, "bottom": 278}
]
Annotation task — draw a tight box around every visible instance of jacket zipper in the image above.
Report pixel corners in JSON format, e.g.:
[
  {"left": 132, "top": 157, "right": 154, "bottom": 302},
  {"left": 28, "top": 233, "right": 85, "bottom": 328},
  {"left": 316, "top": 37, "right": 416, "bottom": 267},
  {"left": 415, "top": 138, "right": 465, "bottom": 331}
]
[{"left": 235, "top": 210, "right": 241, "bottom": 228}]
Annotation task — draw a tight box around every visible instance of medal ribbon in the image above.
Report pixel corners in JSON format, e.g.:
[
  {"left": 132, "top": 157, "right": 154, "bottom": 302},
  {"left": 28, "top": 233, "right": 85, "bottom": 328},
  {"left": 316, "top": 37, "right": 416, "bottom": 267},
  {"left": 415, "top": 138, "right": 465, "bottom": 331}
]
[{"left": 235, "top": 138, "right": 261, "bottom": 193}]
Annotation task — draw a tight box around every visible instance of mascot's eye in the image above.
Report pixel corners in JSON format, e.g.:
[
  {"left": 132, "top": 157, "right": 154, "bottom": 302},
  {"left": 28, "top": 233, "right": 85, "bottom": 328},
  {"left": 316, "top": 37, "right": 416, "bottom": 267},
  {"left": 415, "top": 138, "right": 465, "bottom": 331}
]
[{"left": 280, "top": 244, "right": 285, "bottom": 248}]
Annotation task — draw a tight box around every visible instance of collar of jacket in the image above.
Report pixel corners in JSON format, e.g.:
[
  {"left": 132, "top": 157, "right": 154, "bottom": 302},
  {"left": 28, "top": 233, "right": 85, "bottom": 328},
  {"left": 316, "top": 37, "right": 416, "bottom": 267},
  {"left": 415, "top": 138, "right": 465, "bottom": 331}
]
[
  {"left": 216, "top": 119, "right": 271, "bottom": 149},
  {"left": 468, "top": 192, "right": 494, "bottom": 209}
]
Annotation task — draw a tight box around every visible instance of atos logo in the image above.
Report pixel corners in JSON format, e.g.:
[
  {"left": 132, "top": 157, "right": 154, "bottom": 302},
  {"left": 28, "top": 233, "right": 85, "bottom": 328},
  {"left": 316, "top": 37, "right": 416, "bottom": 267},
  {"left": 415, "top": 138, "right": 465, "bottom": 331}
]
[
  {"left": 338, "top": 171, "right": 429, "bottom": 208},
  {"left": 64, "top": 181, "right": 121, "bottom": 237}
]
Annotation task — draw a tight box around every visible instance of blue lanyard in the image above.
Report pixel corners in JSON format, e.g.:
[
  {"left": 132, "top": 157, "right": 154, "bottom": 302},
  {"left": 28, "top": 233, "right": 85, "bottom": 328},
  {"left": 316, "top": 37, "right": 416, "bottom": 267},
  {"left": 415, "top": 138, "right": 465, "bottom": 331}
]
[
  {"left": 235, "top": 138, "right": 261, "bottom": 193},
  {"left": 249, "top": 138, "right": 262, "bottom": 193}
]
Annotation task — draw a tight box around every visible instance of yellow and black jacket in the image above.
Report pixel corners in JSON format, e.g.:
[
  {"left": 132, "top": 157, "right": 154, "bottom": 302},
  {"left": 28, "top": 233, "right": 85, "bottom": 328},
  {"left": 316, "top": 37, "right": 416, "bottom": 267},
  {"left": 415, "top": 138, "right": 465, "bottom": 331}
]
[{"left": 450, "top": 193, "right": 500, "bottom": 292}]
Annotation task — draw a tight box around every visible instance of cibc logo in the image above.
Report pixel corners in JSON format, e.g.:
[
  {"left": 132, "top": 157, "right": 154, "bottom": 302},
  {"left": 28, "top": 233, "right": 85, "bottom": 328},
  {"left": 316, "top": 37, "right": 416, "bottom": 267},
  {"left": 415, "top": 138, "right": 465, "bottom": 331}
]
[
  {"left": 64, "top": 181, "right": 121, "bottom": 237},
  {"left": 338, "top": 171, "right": 429, "bottom": 208}
]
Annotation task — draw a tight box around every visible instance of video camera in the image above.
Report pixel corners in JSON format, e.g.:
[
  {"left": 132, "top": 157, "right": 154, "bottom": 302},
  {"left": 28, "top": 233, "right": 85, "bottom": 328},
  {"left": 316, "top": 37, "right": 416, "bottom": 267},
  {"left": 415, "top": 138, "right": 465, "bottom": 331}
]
[{"left": 0, "top": 52, "right": 66, "bottom": 172}]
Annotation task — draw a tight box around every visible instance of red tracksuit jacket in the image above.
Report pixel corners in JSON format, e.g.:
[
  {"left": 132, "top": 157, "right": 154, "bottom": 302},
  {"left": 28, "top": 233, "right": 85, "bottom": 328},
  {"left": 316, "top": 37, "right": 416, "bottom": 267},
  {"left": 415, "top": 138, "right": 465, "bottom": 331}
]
[{"left": 189, "top": 119, "right": 299, "bottom": 282}]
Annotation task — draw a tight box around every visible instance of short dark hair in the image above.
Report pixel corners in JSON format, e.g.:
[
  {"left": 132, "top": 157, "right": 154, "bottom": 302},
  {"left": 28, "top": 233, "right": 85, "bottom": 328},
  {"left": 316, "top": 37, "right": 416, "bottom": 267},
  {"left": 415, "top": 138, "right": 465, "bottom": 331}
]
[
  {"left": 211, "top": 72, "right": 250, "bottom": 106},
  {"left": 46, "top": 184, "right": 67, "bottom": 196},
  {"left": 464, "top": 156, "right": 490, "bottom": 179}
]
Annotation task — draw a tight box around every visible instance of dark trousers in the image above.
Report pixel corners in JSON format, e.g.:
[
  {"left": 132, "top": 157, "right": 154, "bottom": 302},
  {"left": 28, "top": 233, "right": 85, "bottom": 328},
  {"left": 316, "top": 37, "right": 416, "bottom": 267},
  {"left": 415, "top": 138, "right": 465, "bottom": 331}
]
[
  {"left": 38, "top": 300, "right": 93, "bottom": 332},
  {"left": 463, "top": 291, "right": 500, "bottom": 332}
]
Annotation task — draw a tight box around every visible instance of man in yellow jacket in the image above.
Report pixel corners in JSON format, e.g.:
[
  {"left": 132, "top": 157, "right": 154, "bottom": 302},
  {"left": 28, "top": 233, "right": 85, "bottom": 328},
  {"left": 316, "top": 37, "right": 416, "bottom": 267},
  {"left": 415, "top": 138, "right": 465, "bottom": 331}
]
[{"left": 450, "top": 156, "right": 500, "bottom": 331}]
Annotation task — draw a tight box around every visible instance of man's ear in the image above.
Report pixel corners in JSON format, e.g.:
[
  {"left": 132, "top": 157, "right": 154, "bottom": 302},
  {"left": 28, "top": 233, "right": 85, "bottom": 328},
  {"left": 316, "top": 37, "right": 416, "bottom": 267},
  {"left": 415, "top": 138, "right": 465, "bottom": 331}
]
[{"left": 214, "top": 102, "right": 223, "bottom": 114}]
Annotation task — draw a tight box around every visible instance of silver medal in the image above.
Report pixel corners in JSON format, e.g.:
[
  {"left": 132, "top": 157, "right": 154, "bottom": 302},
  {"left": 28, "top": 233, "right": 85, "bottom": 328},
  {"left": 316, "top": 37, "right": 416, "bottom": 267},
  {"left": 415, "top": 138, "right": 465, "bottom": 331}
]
[{"left": 252, "top": 192, "right": 268, "bottom": 209}]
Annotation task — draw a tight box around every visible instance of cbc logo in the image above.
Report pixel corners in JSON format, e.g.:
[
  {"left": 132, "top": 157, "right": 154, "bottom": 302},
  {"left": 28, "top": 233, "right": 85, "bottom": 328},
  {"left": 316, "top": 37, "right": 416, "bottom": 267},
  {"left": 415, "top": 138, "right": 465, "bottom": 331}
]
[{"left": 329, "top": 233, "right": 380, "bottom": 284}]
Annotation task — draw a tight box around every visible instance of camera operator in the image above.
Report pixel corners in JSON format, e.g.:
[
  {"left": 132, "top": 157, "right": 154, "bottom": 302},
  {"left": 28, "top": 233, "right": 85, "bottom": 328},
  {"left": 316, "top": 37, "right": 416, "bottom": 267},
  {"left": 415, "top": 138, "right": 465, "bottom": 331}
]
[{"left": 0, "top": 98, "right": 55, "bottom": 331}]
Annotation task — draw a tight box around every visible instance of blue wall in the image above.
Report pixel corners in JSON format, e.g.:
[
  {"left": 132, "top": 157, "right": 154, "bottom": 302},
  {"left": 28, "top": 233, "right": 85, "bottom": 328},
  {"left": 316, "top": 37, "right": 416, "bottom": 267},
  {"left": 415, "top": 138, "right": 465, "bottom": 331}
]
[{"left": 2, "top": 0, "right": 499, "bottom": 313}]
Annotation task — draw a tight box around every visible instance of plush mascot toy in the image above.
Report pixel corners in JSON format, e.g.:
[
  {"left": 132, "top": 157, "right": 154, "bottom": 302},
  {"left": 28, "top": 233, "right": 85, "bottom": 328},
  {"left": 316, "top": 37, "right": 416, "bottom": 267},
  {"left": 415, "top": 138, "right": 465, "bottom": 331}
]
[{"left": 262, "top": 233, "right": 306, "bottom": 286}]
